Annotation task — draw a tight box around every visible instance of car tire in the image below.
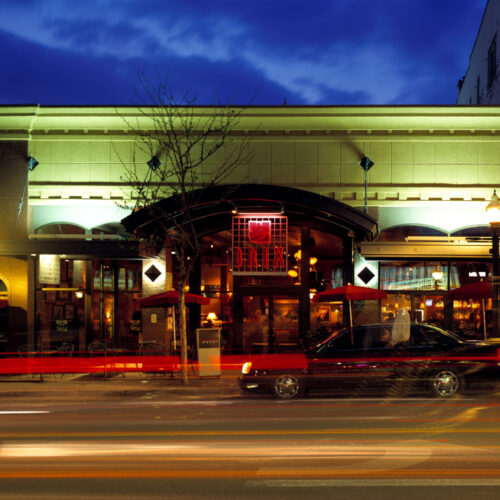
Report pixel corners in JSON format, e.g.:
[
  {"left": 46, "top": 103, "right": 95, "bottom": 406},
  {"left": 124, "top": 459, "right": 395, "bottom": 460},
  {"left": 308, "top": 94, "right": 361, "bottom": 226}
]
[
  {"left": 430, "top": 369, "right": 463, "bottom": 397},
  {"left": 271, "top": 373, "right": 305, "bottom": 400}
]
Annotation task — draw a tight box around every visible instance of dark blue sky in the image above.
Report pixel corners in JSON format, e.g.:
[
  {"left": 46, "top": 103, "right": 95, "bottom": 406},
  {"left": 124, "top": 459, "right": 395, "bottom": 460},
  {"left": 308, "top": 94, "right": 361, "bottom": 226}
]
[{"left": 0, "top": 0, "right": 488, "bottom": 105}]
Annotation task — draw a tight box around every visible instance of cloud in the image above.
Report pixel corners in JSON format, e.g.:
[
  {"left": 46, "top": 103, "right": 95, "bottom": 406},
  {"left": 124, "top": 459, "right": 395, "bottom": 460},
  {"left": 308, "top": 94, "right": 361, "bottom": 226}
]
[{"left": 0, "top": 0, "right": 489, "bottom": 105}]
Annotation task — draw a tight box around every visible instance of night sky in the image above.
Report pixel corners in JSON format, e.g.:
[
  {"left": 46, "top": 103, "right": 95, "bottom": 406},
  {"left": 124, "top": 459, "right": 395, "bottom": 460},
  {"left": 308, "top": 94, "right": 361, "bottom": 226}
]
[{"left": 0, "top": 0, "right": 488, "bottom": 106}]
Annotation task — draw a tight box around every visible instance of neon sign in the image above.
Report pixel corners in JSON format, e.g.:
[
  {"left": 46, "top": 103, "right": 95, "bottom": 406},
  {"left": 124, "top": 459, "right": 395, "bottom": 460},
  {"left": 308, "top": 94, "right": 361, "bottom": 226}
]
[{"left": 232, "top": 215, "right": 288, "bottom": 275}]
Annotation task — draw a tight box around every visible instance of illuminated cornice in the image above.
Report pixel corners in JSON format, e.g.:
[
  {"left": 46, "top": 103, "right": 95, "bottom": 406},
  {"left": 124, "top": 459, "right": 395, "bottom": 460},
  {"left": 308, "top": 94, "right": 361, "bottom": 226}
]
[{"left": 3, "top": 105, "right": 500, "bottom": 138}]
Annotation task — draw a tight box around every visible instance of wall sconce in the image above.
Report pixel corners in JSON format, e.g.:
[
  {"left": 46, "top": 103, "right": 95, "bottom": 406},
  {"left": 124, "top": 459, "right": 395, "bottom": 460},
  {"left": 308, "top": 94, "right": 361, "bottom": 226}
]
[
  {"left": 147, "top": 156, "right": 161, "bottom": 171},
  {"left": 74, "top": 290, "right": 84, "bottom": 299},
  {"left": 27, "top": 156, "right": 39, "bottom": 171}
]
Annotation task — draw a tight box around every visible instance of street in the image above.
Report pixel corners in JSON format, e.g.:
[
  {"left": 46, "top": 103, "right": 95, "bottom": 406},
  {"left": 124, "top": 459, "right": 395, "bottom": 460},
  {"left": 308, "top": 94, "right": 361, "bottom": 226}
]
[{"left": 1, "top": 383, "right": 500, "bottom": 499}]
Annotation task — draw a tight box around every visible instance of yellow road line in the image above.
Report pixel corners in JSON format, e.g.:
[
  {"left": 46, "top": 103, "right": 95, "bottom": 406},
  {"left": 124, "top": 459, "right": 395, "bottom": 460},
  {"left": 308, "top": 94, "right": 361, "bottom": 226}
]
[
  {"left": 3, "top": 428, "right": 500, "bottom": 438},
  {"left": 1, "top": 469, "right": 500, "bottom": 479}
]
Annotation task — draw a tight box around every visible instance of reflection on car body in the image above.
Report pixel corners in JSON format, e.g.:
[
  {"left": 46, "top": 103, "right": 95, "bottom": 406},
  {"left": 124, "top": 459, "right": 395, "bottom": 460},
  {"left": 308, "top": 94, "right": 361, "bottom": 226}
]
[{"left": 239, "top": 323, "right": 500, "bottom": 399}]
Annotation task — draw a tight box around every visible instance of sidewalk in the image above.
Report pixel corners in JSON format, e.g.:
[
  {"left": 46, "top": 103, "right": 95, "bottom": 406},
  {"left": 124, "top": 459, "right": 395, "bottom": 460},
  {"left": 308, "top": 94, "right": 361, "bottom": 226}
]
[{"left": 0, "top": 371, "right": 243, "bottom": 401}]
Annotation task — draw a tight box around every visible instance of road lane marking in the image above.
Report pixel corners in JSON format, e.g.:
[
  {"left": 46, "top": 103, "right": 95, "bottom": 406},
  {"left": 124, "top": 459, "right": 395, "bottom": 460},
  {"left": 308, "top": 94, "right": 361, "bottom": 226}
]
[
  {"left": 246, "top": 479, "right": 500, "bottom": 487},
  {"left": 1, "top": 469, "right": 500, "bottom": 479},
  {"left": 3, "top": 428, "right": 500, "bottom": 438},
  {"left": 0, "top": 411, "right": 50, "bottom": 414}
]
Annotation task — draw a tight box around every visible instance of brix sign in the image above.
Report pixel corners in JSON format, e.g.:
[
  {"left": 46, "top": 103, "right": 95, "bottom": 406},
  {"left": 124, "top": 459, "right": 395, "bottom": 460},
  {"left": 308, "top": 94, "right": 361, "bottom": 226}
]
[{"left": 232, "top": 215, "right": 288, "bottom": 275}]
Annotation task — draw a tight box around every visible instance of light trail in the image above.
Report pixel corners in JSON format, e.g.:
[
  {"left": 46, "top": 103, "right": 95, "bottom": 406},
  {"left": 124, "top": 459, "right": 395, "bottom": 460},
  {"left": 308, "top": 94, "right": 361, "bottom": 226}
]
[
  {"left": 3, "top": 427, "right": 500, "bottom": 439},
  {"left": 1, "top": 469, "right": 500, "bottom": 479},
  {"left": 0, "top": 411, "right": 50, "bottom": 414}
]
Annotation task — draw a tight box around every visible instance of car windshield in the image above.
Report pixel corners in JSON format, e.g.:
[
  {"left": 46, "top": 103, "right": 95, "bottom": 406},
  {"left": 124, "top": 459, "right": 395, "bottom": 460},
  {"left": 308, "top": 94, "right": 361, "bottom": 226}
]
[{"left": 423, "top": 324, "right": 466, "bottom": 343}]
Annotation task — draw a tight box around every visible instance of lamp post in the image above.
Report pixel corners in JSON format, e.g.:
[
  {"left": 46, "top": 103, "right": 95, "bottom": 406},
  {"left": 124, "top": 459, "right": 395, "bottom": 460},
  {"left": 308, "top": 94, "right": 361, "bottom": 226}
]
[{"left": 486, "top": 190, "right": 500, "bottom": 338}]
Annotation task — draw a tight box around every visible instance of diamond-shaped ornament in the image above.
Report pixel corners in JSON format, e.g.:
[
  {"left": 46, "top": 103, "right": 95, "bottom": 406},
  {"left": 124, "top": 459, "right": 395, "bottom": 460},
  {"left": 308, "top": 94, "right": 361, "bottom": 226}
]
[
  {"left": 145, "top": 264, "right": 162, "bottom": 282},
  {"left": 357, "top": 266, "right": 375, "bottom": 285}
]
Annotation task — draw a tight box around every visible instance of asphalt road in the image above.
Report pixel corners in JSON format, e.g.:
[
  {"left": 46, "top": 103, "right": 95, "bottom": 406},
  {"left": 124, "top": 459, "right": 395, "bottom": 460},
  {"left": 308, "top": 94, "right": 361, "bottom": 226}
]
[{"left": 2, "top": 386, "right": 500, "bottom": 499}]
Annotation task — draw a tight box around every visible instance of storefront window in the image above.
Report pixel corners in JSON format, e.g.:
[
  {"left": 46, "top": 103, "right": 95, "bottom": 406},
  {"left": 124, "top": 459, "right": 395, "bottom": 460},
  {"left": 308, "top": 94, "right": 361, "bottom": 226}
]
[
  {"left": 412, "top": 294, "right": 445, "bottom": 327},
  {"left": 381, "top": 293, "right": 412, "bottom": 322},
  {"left": 36, "top": 259, "right": 86, "bottom": 351},
  {"left": 91, "top": 260, "right": 142, "bottom": 348},
  {"left": 35, "top": 258, "right": 142, "bottom": 352},
  {"left": 242, "top": 295, "right": 299, "bottom": 353},
  {"left": 380, "top": 262, "right": 448, "bottom": 291}
]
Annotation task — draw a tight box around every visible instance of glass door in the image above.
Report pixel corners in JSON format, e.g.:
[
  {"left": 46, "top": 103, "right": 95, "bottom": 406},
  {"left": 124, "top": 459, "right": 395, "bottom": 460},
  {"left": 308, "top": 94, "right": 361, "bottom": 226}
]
[{"left": 242, "top": 295, "right": 299, "bottom": 353}]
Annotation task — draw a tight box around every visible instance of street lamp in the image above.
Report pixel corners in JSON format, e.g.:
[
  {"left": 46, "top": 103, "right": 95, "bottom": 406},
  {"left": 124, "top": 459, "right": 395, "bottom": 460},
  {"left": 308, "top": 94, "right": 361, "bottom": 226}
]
[{"left": 485, "top": 189, "right": 500, "bottom": 338}]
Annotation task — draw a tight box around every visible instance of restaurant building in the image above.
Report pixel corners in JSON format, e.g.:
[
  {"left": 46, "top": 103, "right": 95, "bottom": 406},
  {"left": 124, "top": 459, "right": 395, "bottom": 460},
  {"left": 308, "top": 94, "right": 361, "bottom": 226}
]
[{"left": 1, "top": 105, "right": 499, "bottom": 354}]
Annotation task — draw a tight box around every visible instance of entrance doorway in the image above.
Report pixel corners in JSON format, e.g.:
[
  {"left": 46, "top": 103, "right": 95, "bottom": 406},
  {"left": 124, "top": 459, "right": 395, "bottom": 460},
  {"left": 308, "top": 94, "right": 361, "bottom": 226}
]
[{"left": 242, "top": 294, "right": 300, "bottom": 353}]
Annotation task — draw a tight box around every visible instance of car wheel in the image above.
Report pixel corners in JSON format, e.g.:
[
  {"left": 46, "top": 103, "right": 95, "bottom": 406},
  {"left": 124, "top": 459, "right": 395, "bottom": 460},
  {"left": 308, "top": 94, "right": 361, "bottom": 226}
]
[
  {"left": 430, "top": 370, "right": 462, "bottom": 397},
  {"left": 271, "top": 374, "right": 305, "bottom": 400}
]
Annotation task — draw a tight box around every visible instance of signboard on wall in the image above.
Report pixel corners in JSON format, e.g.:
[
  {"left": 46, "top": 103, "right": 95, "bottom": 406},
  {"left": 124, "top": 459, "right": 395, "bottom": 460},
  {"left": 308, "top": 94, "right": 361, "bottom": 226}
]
[
  {"left": 72, "top": 260, "right": 85, "bottom": 287},
  {"left": 232, "top": 214, "right": 288, "bottom": 275},
  {"left": 39, "top": 254, "right": 60, "bottom": 285},
  {"left": 142, "top": 250, "right": 168, "bottom": 296}
]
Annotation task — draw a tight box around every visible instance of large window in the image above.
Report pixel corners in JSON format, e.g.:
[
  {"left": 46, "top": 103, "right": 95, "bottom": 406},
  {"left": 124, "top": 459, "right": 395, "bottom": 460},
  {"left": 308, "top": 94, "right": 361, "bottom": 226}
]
[{"left": 380, "top": 262, "right": 448, "bottom": 291}]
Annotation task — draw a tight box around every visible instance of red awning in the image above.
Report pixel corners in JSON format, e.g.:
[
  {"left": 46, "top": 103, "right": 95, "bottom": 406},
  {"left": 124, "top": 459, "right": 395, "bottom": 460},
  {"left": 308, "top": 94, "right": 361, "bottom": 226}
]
[
  {"left": 313, "top": 284, "right": 387, "bottom": 302},
  {"left": 445, "top": 280, "right": 493, "bottom": 300},
  {"left": 140, "top": 290, "right": 210, "bottom": 307}
]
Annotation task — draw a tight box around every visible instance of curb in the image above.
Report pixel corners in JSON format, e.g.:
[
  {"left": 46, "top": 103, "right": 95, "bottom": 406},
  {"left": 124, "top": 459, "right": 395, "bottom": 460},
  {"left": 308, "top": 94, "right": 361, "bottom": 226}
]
[{"left": 0, "top": 373, "right": 242, "bottom": 401}]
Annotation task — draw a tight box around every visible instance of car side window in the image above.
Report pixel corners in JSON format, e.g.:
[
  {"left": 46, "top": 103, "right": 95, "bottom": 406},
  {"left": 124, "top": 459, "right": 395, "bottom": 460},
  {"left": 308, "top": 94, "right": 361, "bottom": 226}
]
[
  {"left": 353, "top": 326, "right": 391, "bottom": 349},
  {"left": 316, "top": 330, "right": 352, "bottom": 353},
  {"left": 412, "top": 325, "right": 458, "bottom": 347},
  {"left": 420, "top": 326, "right": 458, "bottom": 346},
  {"left": 409, "top": 326, "right": 432, "bottom": 347},
  {"left": 328, "top": 331, "right": 352, "bottom": 350}
]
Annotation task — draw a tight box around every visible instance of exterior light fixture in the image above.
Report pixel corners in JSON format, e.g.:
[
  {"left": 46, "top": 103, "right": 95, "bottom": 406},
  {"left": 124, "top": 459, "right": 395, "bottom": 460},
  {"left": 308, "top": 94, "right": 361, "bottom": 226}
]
[
  {"left": 27, "top": 156, "right": 39, "bottom": 171},
  {"left": 309, "top": 257, "right": 318, "bottom": 266},
  {"left": 359, "top": 156, "right": 375, "bottom": 214},
  {"left": 13, "top": 156, "right": 40, "bottom": 239},
  {"left": 486, "top": 189, "right": 500, "bottom": 338},
  {"left": 147, "top": 156, "right": 161, "bottom": 171},
  {"left": 486, "top": 189, "right": 500, "bottom": 226},
  {"left": 75, "top": 290, "right": 84, "bottom": 299},
  {"left": 288, "top": 269, "right": 298, "bottom": 278}
]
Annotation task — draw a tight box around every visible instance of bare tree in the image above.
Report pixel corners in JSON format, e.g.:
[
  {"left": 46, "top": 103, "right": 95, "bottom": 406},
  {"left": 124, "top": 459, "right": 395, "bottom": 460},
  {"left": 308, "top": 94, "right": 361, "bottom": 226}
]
[{"left": 119, "top": 74, "right": 253, "bottom": 384}]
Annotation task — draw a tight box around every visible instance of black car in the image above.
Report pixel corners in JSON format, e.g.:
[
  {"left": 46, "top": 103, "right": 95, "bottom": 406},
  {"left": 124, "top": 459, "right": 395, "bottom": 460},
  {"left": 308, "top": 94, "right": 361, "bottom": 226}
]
[{"left": 239, "top": 323, "right": 500, "bottom": 399}]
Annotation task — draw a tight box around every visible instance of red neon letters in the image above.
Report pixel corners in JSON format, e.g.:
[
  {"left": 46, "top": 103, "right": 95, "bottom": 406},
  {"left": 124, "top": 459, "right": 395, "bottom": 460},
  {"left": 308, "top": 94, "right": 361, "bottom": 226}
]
[{"left": 234, "top": 246, "right": 285, "bottom": 269}]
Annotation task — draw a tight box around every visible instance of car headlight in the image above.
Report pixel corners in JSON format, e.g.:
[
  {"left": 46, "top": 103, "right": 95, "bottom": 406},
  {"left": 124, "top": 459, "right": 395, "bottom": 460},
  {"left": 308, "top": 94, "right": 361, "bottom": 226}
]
[{"left": 242, "top": 362, "right": 252, "bottom": 374}]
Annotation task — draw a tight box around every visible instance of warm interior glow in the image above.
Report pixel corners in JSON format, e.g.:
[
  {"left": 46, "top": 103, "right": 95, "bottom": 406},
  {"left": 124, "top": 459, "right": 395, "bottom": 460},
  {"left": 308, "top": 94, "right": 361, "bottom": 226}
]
[
  {"left": 432, "top": 269, "right": 443, "bottom": 281},
  {"left": 486, "top": 190, "right": 500, "bottom": 226},
  {"left": 206, "top": 312, "right": 218, "bottom": 321}
]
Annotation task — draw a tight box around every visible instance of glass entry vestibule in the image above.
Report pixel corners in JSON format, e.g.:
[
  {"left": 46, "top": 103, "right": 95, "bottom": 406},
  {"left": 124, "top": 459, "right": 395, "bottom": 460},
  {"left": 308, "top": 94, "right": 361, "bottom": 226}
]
[{"left": 239, "top": 290, "right": 300, "bottom": 353}]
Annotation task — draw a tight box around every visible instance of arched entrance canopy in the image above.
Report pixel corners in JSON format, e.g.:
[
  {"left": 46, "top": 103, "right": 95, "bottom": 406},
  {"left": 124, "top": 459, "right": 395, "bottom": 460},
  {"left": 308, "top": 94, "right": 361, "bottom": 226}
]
[{"left": 121, "top": 184, "right": 378, "bottom": 240}]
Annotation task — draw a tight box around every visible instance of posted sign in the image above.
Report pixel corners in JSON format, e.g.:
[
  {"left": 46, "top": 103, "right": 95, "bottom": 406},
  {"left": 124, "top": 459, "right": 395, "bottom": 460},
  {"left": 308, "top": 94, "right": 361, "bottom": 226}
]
[{"left": 232, "top": 215, "right": 288, "bottom": 275}]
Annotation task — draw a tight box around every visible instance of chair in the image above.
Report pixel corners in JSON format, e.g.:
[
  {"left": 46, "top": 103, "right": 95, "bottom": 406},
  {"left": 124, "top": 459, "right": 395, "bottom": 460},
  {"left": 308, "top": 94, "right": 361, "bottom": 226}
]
[
  {"left": 88, "top": 341, "right": 105, "bottom": 353},
  {"left": 17, "top": 344, "right": 40, "bottom": 357},
  {"left": 58, "top": 342, "right": 74, "bottom": 354}
]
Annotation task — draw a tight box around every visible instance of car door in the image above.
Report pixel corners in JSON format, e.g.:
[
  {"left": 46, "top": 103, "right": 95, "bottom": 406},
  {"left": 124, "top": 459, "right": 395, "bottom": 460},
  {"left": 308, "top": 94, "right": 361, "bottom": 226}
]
[{"left": 307, "top": 325, "right": 395, "bottom": 390}]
